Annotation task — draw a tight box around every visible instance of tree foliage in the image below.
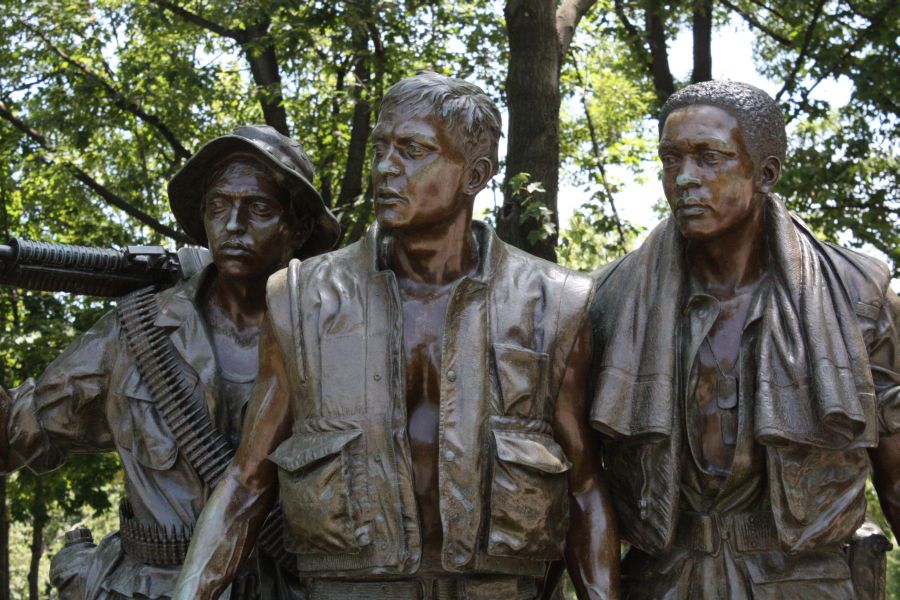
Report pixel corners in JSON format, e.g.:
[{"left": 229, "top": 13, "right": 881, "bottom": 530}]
[{"left": 0, "top": 0, "right": 897, "bottom": 596}]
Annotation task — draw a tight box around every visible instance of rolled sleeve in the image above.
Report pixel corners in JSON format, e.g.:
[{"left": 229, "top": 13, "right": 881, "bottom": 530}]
[{"left": 2, "top": 310, "right": 117, "bottom": 474}]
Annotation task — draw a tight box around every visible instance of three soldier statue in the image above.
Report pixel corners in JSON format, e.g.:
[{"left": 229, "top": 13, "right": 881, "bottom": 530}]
[{"left": 0, "top": 72, "right": 897, "bottom": 600}]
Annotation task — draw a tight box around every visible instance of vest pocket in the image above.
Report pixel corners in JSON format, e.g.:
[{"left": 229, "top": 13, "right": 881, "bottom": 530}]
[
  {"left": 493, "top": 343, "right": 548, "bottom": 417},
  {"left": 486, "top": 428, "right": 571, "bottom": 560},
  {"left": 268, "top": 429, "right": 364, "bottom": 554}
]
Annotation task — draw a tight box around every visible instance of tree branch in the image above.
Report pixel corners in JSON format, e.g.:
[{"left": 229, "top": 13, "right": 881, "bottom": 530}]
[
  {"left": 613, "top": 0, "right": 651, "bottom": 67},
  {"left": 0, "top": 100, "right": 191, "bottom": 243},
  {"left": 572, "top": 53, "right": 628, "bottom": 252},
  {"left": 776, "top": 0, "right": 827, "bottom": 101},
  {"left": 150, "top": 0, "right": 244, "bottom": 41},
  {"left": 21, "top": 19, "right": 192, "bottom": 162},
  {"left": 718, "top": 0, "right": 791, "bottom": 47},
  {"left": 691, "top": 0, "right": 713, "bottom": 83},
  {"left": 644, "top": 0, "right": 676, "bottom": 102},
  {"left": 556, "top": 0, "right": 599, "bottom": 61},
  {"left": 787, "top": 0, "right": 898, "bottom": 121},
  {"left": 746, "top": 0, "right": 788, "bottom": 21},
  {"left": 152, "top": 2, "right": 290, "bottom": 135}
]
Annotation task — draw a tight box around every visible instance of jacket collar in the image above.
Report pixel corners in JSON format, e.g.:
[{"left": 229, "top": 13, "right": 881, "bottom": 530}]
[
  {"left": 153, "top": 262, "right": 214, "bottom": 328},
  {"left": 364, "top": 219, "right": 504, "bottom": 284}
]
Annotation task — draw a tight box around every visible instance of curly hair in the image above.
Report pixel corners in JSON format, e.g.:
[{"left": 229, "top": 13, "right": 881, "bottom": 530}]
[{"left": 659, "top": 81, "right": 787, "bottom": 168}]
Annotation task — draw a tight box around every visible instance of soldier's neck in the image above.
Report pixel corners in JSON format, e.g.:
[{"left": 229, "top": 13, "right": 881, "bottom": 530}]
[
  {"left": 206, "top": 271, "right": 270, "bottom": 330},
  {"left": 388, "top": 212, "right": 477, "bottom": 286},
  {"left": 687, "top": 206, "right": 766, "bottom": 299}
]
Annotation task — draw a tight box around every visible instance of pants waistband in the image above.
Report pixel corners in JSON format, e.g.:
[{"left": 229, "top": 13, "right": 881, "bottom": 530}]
[
  {"left": 306, "top": 575, "right": 537, "bottom": 600},
  {"left": 674, "top": 510, "right": 778, "bottom": 555}
]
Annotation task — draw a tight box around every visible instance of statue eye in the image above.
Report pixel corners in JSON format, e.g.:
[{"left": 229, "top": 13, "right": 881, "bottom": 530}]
[
  {"left": 702, "top": 151, "right": 722, "bottom": 165},
  {"left": 405, "top": 143, "right": 428, "bottom": 159},
  {"left": 206, "top": 197, "right": 228, "bottom": 213},
  {"left": 250, "top": 201, "right": 275, "bottom": 217},
  {"left": 660, "top": 154, "right": 680, "bottom": 168}
]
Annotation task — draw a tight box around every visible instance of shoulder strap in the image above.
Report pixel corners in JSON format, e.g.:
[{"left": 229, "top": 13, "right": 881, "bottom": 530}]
[{"left": 266, "top": 259, "right": 306, "bottom": 383}]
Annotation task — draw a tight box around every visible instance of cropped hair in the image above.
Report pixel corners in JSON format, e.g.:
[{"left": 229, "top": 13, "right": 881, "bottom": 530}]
[
  {"left": 659, "top": 80, "right": 787, "bottom": 168},
  {"left": 379, "top": 71, "right": 502, "bottom": 175}
]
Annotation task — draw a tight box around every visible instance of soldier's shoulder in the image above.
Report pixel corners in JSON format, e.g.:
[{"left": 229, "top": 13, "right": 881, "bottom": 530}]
[
  {"left": 820, "top": 241, "right": 893, "bottom": 304},
  {"left": 499, "top": 240, "right": 593, "bottom": 299}
]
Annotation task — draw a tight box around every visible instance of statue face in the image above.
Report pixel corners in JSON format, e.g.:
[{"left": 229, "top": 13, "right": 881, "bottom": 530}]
[
  {"left": 202, "top": 161, "right": 294, "bottom": 279},
  {"left": 659, "top": 105, "right": 759, "bottom": 241},
  {"left": 371, "top": 109, "right": 469, "bottom": 232}
]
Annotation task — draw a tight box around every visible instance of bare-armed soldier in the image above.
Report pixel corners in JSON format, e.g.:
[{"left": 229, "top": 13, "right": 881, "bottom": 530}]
[
  {"left": 0, "top": 125, "right": 339, "bottom": 600},
  {"left": 174, "top": 72, "right": 620, "bottom": 600}
]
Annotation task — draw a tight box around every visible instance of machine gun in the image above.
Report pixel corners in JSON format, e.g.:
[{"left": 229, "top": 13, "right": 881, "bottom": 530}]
[{"left": 0, "top": 238, "right": 210, "bottom": 297}]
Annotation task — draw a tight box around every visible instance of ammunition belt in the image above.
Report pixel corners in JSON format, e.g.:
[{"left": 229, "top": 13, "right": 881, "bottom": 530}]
[
  {"left": 119, "top": 501, "right": 192, "bottom": 566},
  {"left": 118, "top": 287, "right": 232, "bottom": 487},
  {"left": 117, "top": 287, "right": 295, "bottom": 571}
]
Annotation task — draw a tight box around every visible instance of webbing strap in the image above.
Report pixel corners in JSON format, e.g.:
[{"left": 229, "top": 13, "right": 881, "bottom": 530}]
[{"left": 117, "top": 287, "right": 294, "bottom": 570}]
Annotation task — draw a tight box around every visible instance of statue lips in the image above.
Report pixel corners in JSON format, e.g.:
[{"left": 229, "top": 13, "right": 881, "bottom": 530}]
[
  {"left": 675, "top": 196, "right": 708, "bottom": 218},
  {"left": 375, "top": 188, "right": 408, "bottom": 207},
  {"left": 218, "top": 240, "right": 254, "bottom": 257}
]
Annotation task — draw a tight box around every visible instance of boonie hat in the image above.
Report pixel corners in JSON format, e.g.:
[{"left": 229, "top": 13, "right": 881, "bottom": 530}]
[{"left": 168, "top": 125, "right": 340, "bottom": 258}]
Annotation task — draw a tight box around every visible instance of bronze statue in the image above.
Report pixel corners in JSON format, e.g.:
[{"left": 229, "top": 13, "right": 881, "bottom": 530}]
[
  {"left": 589, "top": 81, "right": 899, "bottom": 599},
  {"left": 0, "top": 125, "right": 340, "bottom": 600},
  {"left": 173, "top": 72, "right": 621, "bottom": 600}
]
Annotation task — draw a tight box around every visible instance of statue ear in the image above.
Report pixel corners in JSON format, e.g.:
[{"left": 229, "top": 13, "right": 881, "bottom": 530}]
[
  {"left": 287, "top": 213, "right": 314, "bottom": 256},
  {"left": 758, "top": 156, "right": 781, "bottom": 193},
  {"left": 464, "top": 157, "right": 494, "bottom": 197}
]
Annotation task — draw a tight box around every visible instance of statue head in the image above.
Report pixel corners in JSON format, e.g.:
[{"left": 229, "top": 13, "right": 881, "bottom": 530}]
[
  {"left": 659, "top": 81, "right": 786, "bottom": 169},
  {"left": 371, "top": 72, "right": 501, "bottom": 232},
  {"left": 657, "top": 81, "right": 784, "bottom": 240},
  {"left": 168, "top": 125, "right": 340, "bottom": 265}
]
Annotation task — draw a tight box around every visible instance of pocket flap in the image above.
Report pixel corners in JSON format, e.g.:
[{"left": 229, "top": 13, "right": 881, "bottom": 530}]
[
  {"left": 268, "top": 430, "right": 362, "bottom": 472},
  {"left": 492, "top": 430, "right": 571, "bottom": 474}
]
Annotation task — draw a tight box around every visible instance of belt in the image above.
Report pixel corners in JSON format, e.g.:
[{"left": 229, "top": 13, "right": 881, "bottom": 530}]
[
  {"left": 306, "top": 576, "right": 537, "bottom": 600},
  {"left": 674, "top": 510, "right": 778, "bottom": 555},
  {"left": 118, "top": 501, "right": 192, "bottom": 566}
]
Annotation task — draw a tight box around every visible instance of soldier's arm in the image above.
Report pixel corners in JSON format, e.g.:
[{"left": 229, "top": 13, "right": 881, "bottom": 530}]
[
  {"left": 553, "top": 324, "right": 620, "bottom": 600},
  {"left": 868, "top": 285, "right": 900, "bottom": 538},
  {"left": 173, "top": 316, "right": 292, "bottom": 600},
  {"left": 1, "top": 310, "right": 117, "bottom": 473},
  {"left": 870, "top": 433, "right": 899, "bottom": 538}
]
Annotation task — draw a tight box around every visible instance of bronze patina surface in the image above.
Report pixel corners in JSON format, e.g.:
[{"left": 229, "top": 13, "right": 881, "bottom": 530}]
[
  {"left": 173, "top": 72, "right": 621, "bottom": 600},
  {"left": 0, "top": 125, "right": 339, "bottom": 600},
  {"left": 589, "top": 81, "right": 899, "bottom": 599}
]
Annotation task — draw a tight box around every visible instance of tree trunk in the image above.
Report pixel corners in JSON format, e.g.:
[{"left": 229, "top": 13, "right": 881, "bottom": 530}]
[
  {"left": 0, "top": 476, "right": 8, "bottom": 600},
  {"left": 644, "top": 0, "right": 676, "bottom": 104},
  {"left": 691, "top": 0, "right": 714, "bottom": 83},
  {"left": 27, "top": 476, "right": 44, "bottom": 600},
  {"left": 242, "top": 22, "right": 290, "bottom": 137},
  {"left": 499, "top": 0, "right": 561, "bottom": 262},
  {"left": 336, "top": 24, "right": 373, "bottom": 240}
]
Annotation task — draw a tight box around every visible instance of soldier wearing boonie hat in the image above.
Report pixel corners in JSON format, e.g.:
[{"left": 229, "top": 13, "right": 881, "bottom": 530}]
[{"left": 1, "top": 125, "right": 336, "bottom": 600}]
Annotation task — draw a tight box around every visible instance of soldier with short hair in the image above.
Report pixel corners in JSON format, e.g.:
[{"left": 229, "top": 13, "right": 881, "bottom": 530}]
[
  {"left": 174, "top": 72, "right": 620, "bottom": 600},
  {"left": 590, "top": 80, "right": 899, "bottom": 599}
]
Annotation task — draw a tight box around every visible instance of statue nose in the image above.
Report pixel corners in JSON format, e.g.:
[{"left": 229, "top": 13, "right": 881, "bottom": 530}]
[{"left": 675, "top": 172, "right": 701, "bottom": 187}]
